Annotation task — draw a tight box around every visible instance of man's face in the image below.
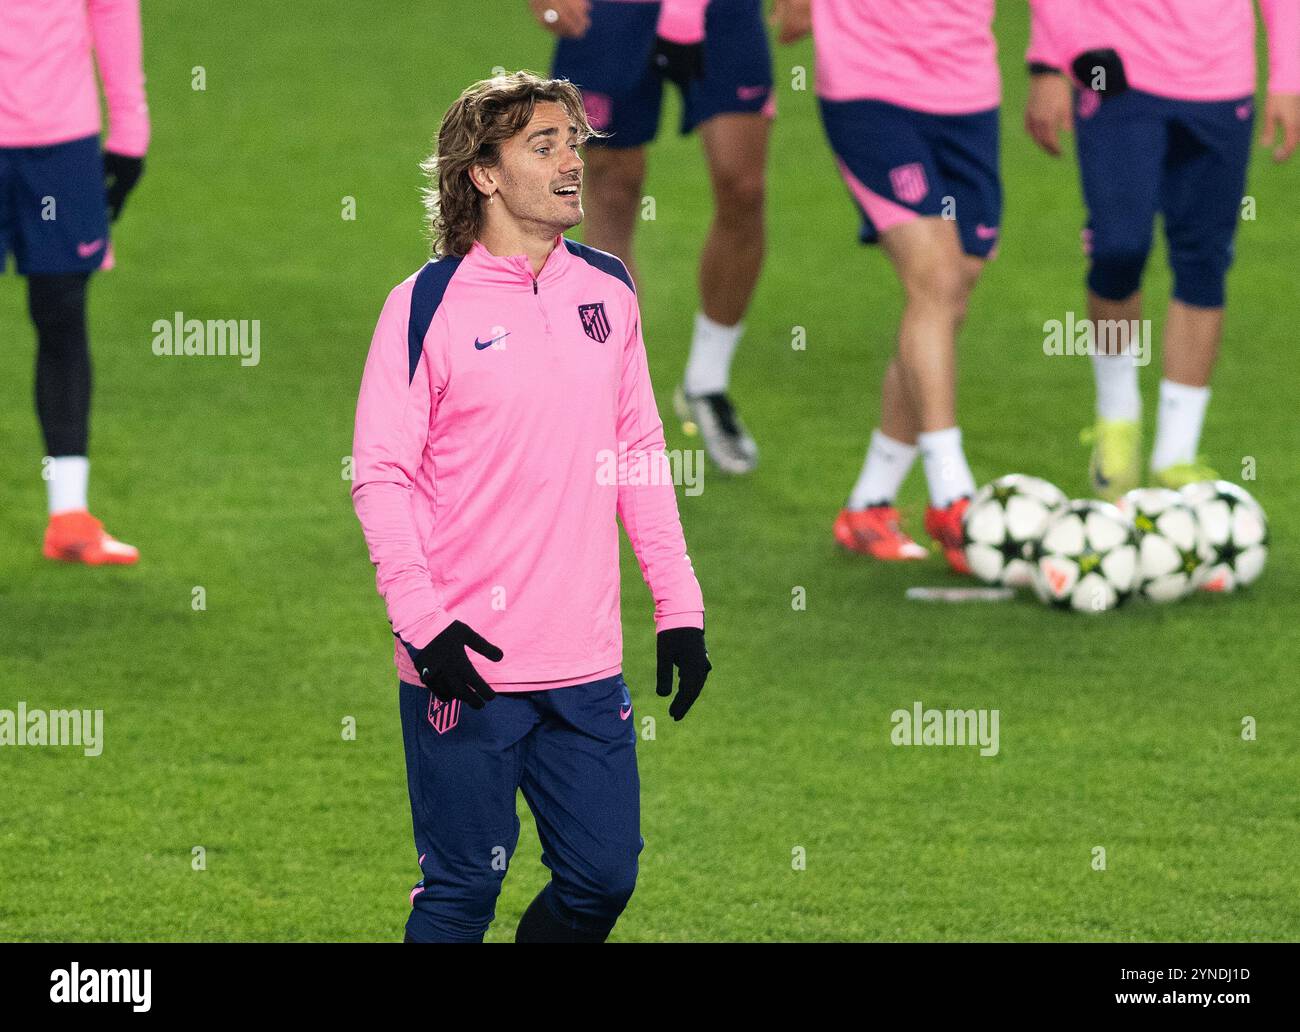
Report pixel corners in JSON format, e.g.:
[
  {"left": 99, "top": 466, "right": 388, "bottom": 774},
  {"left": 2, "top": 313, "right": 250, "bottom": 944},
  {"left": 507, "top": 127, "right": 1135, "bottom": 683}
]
[{"left": 488, "top": 101, "right": 585, "bottom": 233}]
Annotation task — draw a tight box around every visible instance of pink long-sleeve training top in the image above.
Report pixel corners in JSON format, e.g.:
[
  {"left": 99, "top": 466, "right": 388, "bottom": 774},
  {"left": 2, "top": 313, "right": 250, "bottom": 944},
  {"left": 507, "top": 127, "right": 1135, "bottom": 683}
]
[
  {"left": 812, "top": 0, "right": 1001, "bottom": 114},
  {"left": 0, "top": 0, "right": 149, "bottom": 154},
  {"left": 1028, "top": 0, "right": 1300, "bottom": 100},
  {"left": 352, "top": 237, "right": 705, "bottom": 692}
]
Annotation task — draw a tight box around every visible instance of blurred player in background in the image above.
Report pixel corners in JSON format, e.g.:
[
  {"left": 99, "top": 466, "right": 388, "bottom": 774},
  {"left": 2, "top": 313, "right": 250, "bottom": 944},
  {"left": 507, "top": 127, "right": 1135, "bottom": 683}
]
[
  {"left": 776, "top": 0, "right": 1001, "bottom": 573},
  {"left": 352, "top": 73, "right": 711, "bottom": 943},
  {"left": 530, "top": 0, "right": 772, "bottom": 474},
  {"left": 1025, "top": 0, "right": 1300, "bottom": 499},
  {"left": 0, "top": 0, "right": 148, "bottom": 563}
]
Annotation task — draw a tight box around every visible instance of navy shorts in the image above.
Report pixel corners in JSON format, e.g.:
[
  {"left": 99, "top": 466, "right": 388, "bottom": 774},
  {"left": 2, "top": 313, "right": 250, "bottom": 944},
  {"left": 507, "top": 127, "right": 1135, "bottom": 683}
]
[
  {"left": 552, "top": 0, "right": 773, "bottom": 148},
  {"left": 1074, "top": 88, "right": 1254, "bottom": 308},
  {"left": 0, "top": 134, "right": 109, "bottom": 275},
  {"left": 399, "top": 672, "right": 642, "bottom": 943},
  {"left": 819, "top": 98, "right": 1002, "bottom": 258}
]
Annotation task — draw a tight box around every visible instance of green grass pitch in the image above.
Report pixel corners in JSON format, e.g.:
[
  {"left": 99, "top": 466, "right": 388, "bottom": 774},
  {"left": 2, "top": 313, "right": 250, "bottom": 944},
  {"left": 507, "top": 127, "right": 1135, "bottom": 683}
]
[{"left": 1, "top": 2, "right": 1296, "bottom": 942}]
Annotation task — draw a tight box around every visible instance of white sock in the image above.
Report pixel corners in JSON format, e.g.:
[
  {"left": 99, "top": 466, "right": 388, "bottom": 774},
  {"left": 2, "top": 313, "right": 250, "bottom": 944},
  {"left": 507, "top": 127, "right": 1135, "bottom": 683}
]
[
  {"left": 1092, "top": 351, "right": 1141, "bottom": 421},
  {"left": 848, "top": 430, "right": 918, "bottom": 509},
  {"left": 683, "top": 312, "right": 743, "bottom": 397},
  {"left": 47, "top": 455, "right": 89, "bottom": 515},
  {"left": 917, "top": 427, "right": 976, "bottom": 508},
  {"left": 1151, "top": 379, "right": 1210, "bottom": 472}
]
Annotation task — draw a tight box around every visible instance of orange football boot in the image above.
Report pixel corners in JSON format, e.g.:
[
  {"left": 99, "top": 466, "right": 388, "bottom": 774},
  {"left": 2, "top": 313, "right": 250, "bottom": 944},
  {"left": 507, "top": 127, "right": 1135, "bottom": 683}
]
[
  {"left": 834, "top": 505, "right": 928, "bottom": 560},
  {"left": 924, "top": 497, "right": 971, "bottom": 575},
  {"left": 43, "top": 510, "right": 139, "bottom": 565}
]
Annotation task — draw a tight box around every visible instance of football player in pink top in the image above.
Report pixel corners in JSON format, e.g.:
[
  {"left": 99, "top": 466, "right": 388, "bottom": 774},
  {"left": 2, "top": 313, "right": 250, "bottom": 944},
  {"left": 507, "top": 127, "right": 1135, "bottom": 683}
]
[
  {"left": 0, "top": 0, "right": 149, "bottom": 563},
  {"left": 776, "top": 0, "right": 1002, "bottom": 574},
  {"left": 531, "top": 0, "right": 771, "bottom": 475},
  {"left": 1025, "top": 0, "right": 1300, "bottom": 498},
  {"left": 352, "top": 73, "right": 711, "bottom": 943}
]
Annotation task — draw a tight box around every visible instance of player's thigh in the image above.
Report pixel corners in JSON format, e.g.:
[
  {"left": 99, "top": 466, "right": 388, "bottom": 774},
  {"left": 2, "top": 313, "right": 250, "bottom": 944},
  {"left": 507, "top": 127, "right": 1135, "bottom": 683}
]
[
  {"left": 1074, "top": 90, "right": 1165, "bottom": 257},
  {"left": 685, "top": 0, "right": 774, "bottom": 134},
  {"left": 818, "top": 97, "right": 945, "bottom": 248},
  {"left": 880, "top": 216, "right": 968, "bottom": 306},
  {"left": 11, "top": 135, "right": 108, "bottom": 275},
  {"left": 699, "top": 112, "right": 770, "bottom": 209},
  {"left": 398, "top": 681, "right": 533, "bottom": 893},
  {"left": 519, "top": 675, "right": 642, "bottom": 905},
  {"left": 926, "top": 106, "right": 1002, "bottom": 260},
  {"left": 1160, "top": 99, "right": 1252, "bottom": 276},
  {"left": 581, "top": 142, "right": 648, "bottom": 207},
  {"left": 553, "top": 0, "right": 662, "bottom": 148}
]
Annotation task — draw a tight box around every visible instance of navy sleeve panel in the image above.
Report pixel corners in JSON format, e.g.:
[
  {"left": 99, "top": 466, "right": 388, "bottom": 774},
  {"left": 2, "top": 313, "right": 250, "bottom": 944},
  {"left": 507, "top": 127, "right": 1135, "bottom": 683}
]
[
  {"left": 563, "top": 238, "right": 636, "bottom": 295},
  {"left": 407, "top": 256, "right": 464, "bottom": 384}
]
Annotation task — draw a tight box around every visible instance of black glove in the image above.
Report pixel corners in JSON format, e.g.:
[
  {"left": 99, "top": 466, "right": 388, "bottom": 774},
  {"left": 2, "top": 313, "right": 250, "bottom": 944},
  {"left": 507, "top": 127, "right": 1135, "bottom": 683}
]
[
  {"left": 656, "top": 626, "right": 711, "bottom": 721},
  {"left": 103, "top": 152, "right": 144, "bottom": 222},
  {"left": 650, "top": 37, "right": 704, "bottom": 91},
  {"left": 403, "top": 620, "right": 503, "bottom": 710}
]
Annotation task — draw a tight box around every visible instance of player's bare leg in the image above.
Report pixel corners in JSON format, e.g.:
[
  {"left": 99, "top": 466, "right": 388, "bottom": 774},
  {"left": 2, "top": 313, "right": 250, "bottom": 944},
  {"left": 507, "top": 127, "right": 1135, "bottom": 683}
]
[
  {"left": 579, "top": 143, "right": 646, "bottom": 285},
  {"left": 1151, "top": 299, "right": 1223, "bottom": 487},
  {"left": 676, "top": 112, "right": 769, "bottom": 475},
  {"left": 1083, "top": 289, "right": 1143, "bottom": 499},
  {"left": 887, "top": 217, "right": 980, "bottom": 571},
  {"left": 837, "top": 217, "right": 979, "bottom": 571},
  {"left": 697, "top": 112, "right": 767, "bottom": 325}
]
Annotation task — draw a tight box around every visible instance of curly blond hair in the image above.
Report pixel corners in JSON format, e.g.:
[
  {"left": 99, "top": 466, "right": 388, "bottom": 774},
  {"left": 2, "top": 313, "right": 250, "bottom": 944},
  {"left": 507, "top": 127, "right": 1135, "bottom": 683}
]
[{"left": 421, "top": 71, "right": 597, "bottom": 258}]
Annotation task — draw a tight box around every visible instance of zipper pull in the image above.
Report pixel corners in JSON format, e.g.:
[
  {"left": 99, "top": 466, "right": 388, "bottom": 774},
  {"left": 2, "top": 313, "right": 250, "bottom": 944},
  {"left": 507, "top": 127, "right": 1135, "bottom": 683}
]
[{"left": 532, "top": 278, "right": 538, "bottom": 295}]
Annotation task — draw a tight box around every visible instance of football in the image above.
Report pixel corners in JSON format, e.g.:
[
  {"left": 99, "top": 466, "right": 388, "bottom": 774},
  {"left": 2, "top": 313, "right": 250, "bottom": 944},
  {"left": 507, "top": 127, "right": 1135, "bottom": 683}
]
[
  {"left": 1179, "top": 480, "right": 1269, "bottom": 592},
  {"left": 1030, "top": 500, "right": 1139, "bottom": 612},
  {"left": 1116, "top": 487, "right": 1208, "bottom": 603},
  {"left": 962, "top": 474, "right": 1069, "bottom": 587}
]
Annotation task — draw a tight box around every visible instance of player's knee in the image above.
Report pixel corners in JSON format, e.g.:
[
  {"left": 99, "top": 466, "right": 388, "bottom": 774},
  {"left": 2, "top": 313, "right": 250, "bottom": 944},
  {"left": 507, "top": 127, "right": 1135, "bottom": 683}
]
[
  {"left": 408, "top": 872, "right": 504, "bottom": 943},
  {"left": 585, "top": 150, "right": 645, "bottom": 215},
  {"left": 711, "top": 165, "right": 766, "bottom": 221},
  {"left": 903, "top": 259, "right": 968, "bottom": 317},
  {"left": 1169, "top": 246, "right": 1230, "bottom": 309},
  {"left": 557, "top": 856, "right": 639, "bottom": 927},
  {"left": 1087, "top": 244, "right": 1149, "bottom": 302},
  {"left": 27, "top": 273, "right": 89, "bottom": 338}
]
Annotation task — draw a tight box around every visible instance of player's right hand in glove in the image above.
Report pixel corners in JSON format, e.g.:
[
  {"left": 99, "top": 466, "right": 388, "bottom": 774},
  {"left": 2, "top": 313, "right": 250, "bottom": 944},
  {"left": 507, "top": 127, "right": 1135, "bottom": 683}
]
[
  {"left": 651, "top": 37, "right": 705, "bottom": 90},
  {"left": 404, "top": 621, "right": 503, "bottom": 710},
  {"left": 103, "top": 152, "right": 144, "bottom": 222},
  {"left": 656, "top": 626, "right": 711, "bottom": 721}
]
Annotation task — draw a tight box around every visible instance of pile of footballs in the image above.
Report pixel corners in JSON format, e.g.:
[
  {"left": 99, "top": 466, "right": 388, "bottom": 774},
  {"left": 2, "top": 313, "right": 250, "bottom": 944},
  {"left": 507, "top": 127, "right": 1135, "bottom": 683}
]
[{"left": 960, "top": 474, "right": 1269, "bottom": 612}]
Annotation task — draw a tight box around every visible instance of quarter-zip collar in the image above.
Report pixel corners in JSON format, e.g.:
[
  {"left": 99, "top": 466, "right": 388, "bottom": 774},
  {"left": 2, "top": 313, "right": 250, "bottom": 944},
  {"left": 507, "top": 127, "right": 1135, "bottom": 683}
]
[{"left": 463, "top": 235, "right": 573, "bottom": 291}]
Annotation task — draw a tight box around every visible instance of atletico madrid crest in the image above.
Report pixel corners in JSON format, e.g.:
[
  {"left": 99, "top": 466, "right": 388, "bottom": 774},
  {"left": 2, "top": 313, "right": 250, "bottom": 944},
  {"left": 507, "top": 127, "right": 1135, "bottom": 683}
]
[
  {"left": 578, "top": 302, "right": 611, "bottom": 342},
  {"left": 427, "top": 694, "right": 461, "bottom": 734}
]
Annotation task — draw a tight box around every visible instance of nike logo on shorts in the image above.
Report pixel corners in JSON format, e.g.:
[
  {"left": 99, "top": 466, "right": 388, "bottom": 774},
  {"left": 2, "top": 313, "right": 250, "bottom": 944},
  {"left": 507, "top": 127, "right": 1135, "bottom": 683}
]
[{"left": 77, "top": 239, "right": 104, "bottom": 258}]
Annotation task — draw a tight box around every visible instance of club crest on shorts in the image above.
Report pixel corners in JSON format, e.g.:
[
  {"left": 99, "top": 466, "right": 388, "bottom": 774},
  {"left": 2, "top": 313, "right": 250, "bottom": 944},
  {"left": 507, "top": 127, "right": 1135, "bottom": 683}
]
[
  {"left": 889, "top": 162, "right": 929, "bottom": 204},
  {"left": 427, "top": 695, "right": 461, "bottom": 734},
  {"left": 578, "top": 302, "right": 611, "bottom": 342}
]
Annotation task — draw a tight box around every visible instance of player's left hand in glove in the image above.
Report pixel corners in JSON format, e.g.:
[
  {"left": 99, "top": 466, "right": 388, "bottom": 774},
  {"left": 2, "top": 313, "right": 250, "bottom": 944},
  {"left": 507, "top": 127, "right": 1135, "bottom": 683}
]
[
  {"left": 103, "top": 152, "right": 144, "bottom": 222},
  {"left": 651, "top": 37, "right": 704, "bottom": 91},
  {"left": 404, "top": 620, "right": 503, "bottom": 710},
  {"left": 656, "top": 626, "right": 711, "bottom": 721}
]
